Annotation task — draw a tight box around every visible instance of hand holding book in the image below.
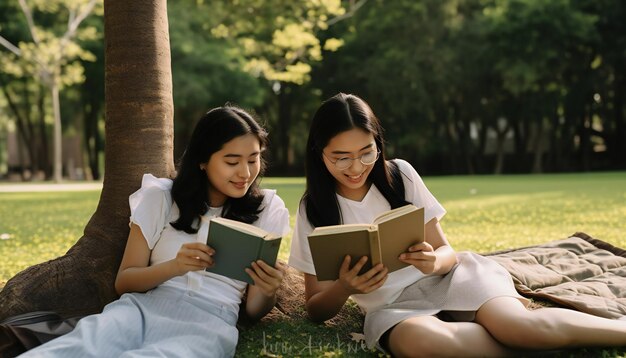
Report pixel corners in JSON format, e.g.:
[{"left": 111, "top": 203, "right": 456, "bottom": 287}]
[
  {"left": 245, "top": 260, "right": 287, "bottom": 296},
  {"left": 169, "top": 240, "right": 215, "bottom": 277},
  {"left": 335, "top": 255, "right": 388, "bottom": 295},
  {"left": 307, "top": 204, "right": 425, "bottom": 281},
  {"left": 205, "top": 217, "right": 283, "bottom": 284},
  {"left": 398, "top": 240, "right": 438, "bottom": 274}
]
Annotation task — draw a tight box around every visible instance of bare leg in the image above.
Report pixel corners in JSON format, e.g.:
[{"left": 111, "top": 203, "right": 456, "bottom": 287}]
[
  {"left": 476, "top": 297, "right": 626, "bottom": 349},
  {"left": 387, "top": 315, "right": 515, "bottom": 358}
]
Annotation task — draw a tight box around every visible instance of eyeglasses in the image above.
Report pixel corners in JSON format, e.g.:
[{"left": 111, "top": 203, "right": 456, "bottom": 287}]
[{"left": 322, "top": 150, "right": 380, "bottom": 170}]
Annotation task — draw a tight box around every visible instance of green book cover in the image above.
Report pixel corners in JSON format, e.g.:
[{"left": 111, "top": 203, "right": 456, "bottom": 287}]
[{"left": 205, "top": 217, "right": 282, "bottom": 284}]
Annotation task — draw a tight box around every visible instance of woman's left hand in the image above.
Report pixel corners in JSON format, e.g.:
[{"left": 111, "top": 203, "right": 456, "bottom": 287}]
[
  {"left": 399, "top": 241, "right": 438, "bottom": 274},
  {"left": 246, "top": 260, "right": 286, "bottom": 297}
]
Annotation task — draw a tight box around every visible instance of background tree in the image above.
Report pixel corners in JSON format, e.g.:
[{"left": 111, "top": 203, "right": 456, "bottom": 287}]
[
  {"left": 166, "top": 0, "right": 265, "bottom": 160},
  {"left": 0, "top": 1, "right": 51, "bottom": 179},
  {"left": 312, "top": 0, "right": 625, "bottom": 174},
  {"left": 313, "top": 0, "right": 468, "bottom": 172},
  {"left": 0, "top": 0, "right": 100, "bottom": 182},
  {"left": 211, "top": 0, "right": 365, "bottom": 172},
  {"left": 1, "top": 0, "right": 625, "bottom": 180},
  {"left": 0, "top": 0, "right": 174, "bottom": 320}
]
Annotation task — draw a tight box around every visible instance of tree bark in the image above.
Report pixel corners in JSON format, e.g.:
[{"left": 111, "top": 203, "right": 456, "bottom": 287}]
[{"left": 0, "top": 0, "right": 175, "bottom": 321}]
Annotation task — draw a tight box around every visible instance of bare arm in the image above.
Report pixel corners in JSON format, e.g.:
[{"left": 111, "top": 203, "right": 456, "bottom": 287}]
[
  {"left": 244, "top": 261, "right": 286, "bottom": 320},
  {"left": 399, "top": 218, "right": 457, "bottom": 275},
  {"left": 304, "top": 256, "right": 388, "bottom": 322},
  {"left": 114, "top": 223, "right": 214, "bottom": 295}
]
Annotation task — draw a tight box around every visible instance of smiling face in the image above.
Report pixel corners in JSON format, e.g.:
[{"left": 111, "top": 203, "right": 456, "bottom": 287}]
[
  {"left": 202, "top": 133, "right": 262, "bottom": 207},
  {"left": 322, "top": 128, "right": 377, "bottom": 201}
]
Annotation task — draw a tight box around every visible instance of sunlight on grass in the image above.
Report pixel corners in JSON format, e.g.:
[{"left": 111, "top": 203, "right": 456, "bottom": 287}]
[
  {"left": 2, "top": 173, "right": 624, "bottom": 284},
  {"left": 425, "top": 173, "right": 626, "bottom": 253},
  {"left": 0, "top": 191, "right": 100, "bottom": 284}
]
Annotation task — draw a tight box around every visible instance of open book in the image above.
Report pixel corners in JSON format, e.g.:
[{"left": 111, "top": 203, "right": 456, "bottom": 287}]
[
  {"left": 205, "top": 217, "right": 282, "bottom": 284},
  {"left": 307, "top": 204, "right": 425, "bottom": 281}
]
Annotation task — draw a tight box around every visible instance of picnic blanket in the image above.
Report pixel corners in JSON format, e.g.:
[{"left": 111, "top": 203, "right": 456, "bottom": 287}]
[
  {"left": 268, "top": 232, "right": 626, "bottom": 323},
  {"left": 485, "top": 232, "right": 626, "bottom": 320}
]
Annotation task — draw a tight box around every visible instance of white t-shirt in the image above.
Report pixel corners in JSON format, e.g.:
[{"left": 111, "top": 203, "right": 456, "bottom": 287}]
[
  {"left": 129, "top": 174, "right": 290, "bottom": 317},
  {"left": 288, "top": 159, "right": 446, "bottom": 313}
]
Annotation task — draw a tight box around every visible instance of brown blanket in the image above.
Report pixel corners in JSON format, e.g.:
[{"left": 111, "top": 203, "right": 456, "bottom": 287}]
[
  {"left": 266, "top": 232, "right": 626, "bottom": 324},
  {"left": 486, "top": 232, "right": 626, "bottom": 320}
]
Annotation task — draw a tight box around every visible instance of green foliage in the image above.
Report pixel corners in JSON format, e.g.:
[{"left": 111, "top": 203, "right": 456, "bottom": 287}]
[
  {"left": 166, "top": 0, "right": 267, "bottom": 156},
  {"left": 312, "top": 0, "right": 626, "bottom": 174},
  {"left": 484, "top": 0, "right": 598, "bottom": 96},
  {"left": 168, "top": 0, "right": 265, "bottom": 110},
  {"left": 210, "top": 0, "right": 347, "bottom": 85},
  {"left": 0, "top": 0, "right": 101, "bottom": 89},
  {"left": 4, "top": 0, "right": 626, "bottom": 176}
]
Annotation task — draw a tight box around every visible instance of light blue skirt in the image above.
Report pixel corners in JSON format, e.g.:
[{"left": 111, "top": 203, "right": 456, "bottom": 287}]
[{"left": 20, "top": 286, "right": 239, "bottom": 357}]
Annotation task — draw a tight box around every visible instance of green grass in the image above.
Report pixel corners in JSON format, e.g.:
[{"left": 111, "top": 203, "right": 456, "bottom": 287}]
[
  {"left": 425, "top": 172, "right": 626, "bottom": 252},
  {"left": 0, "top": 191, "right": 101, "bottom": 283},
  {"left": 1, "top": 173, "right": 625, "bottom": 357}
]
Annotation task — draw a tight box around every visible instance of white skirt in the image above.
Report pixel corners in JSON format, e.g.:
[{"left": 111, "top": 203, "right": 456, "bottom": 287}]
[{"left": 364, "top": 252, "right": 529, "bottom": 348}]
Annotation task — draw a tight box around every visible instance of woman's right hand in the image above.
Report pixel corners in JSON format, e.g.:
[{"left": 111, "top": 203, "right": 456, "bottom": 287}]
[
  {"left": 173, "top": 242, "right": 215, "bottom": 275},
  {"left": 337, "top": 255, "right": 388, "bottom": 294}
]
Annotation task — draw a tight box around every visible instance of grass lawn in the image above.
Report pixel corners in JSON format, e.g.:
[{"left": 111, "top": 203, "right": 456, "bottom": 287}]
[{"left": 1, "top": 172, "right": 625, "bottom": 357}]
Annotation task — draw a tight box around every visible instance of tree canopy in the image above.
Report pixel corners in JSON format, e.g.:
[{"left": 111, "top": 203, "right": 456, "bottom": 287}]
[{"left": 1, "top": 0, "right": 625, "bottom": 178}]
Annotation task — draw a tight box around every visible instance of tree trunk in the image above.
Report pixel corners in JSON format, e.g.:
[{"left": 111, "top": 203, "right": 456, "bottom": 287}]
[
  {"left": 0, "top": 76, "right": 35, "bottom": 178},
  {"left": 36, "top": 87, "right": 50, "bottom": 179},
  {"left": 444, "top": 118, "right": 460, "bottom": 173},
  {"left": 492, "top": 123, "right": 510, "bottom": 175},
  {"left": 530, "top": 118, "right": 545, "bottom": 174},
  {"left": 0, "top": 0, "right": 175, "bottom": 321},
  {"left": 277, "top": 84, "right": 292, "bottom": 171},
  {"left": 51, "top": 83, "right": 63, "bottom": 182},
  {"left": 611, "top": 74, "right": 625, "bottom": 169}
]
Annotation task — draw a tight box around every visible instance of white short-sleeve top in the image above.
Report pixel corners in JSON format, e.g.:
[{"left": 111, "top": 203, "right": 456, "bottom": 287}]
[
  {"left": 129, "top": 174, "right": 290, "bottom": 317},
  {"left": 288, "top": 159, "right": 446, "bottom": 313}
]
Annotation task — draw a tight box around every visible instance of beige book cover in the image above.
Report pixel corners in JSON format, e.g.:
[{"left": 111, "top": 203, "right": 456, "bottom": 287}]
[{"left": 307, "top": 205, "right": 425, "bottom": 281}]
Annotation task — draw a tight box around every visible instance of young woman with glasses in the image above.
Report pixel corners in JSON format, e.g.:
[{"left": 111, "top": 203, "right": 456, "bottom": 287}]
[{"left": 288, "top": 93, "right": 626, "bottom": 357}]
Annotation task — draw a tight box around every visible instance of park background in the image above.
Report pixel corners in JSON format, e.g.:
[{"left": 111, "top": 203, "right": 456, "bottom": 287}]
[
  {"left": 1, "top": 0, "right": 625, "bottom": 357},
  {"left": 1, "top": 0, "right": 625, "bottom": 181}
]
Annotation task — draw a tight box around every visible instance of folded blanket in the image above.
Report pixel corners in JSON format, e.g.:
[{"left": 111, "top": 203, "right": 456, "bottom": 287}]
[{"left": 486, "top": 232, "right": 626, "bottom": 320}]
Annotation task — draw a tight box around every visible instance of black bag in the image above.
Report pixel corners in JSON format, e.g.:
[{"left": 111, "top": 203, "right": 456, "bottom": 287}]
[{"left": 0, "top": 311, "right": 82, "bottom": 357}]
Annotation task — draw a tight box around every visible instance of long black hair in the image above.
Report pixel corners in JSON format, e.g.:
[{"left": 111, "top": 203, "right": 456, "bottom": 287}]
[
  {"left": 170, "top": 105, "right": 268, "bottom": 233},
  {"left": 303, "top": 93, "right": 409, "bottom": 227}
]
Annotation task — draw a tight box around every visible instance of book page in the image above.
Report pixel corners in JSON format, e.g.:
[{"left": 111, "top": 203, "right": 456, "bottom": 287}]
[
  {"left": 211, "top": 217, "right": 276, "bottom": 239},
  {"left": 309, "top": 223, "right": 373, "bottom": 236},
  {"left": 373, "top": 204, "right": 417, "bottom": 225}
]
